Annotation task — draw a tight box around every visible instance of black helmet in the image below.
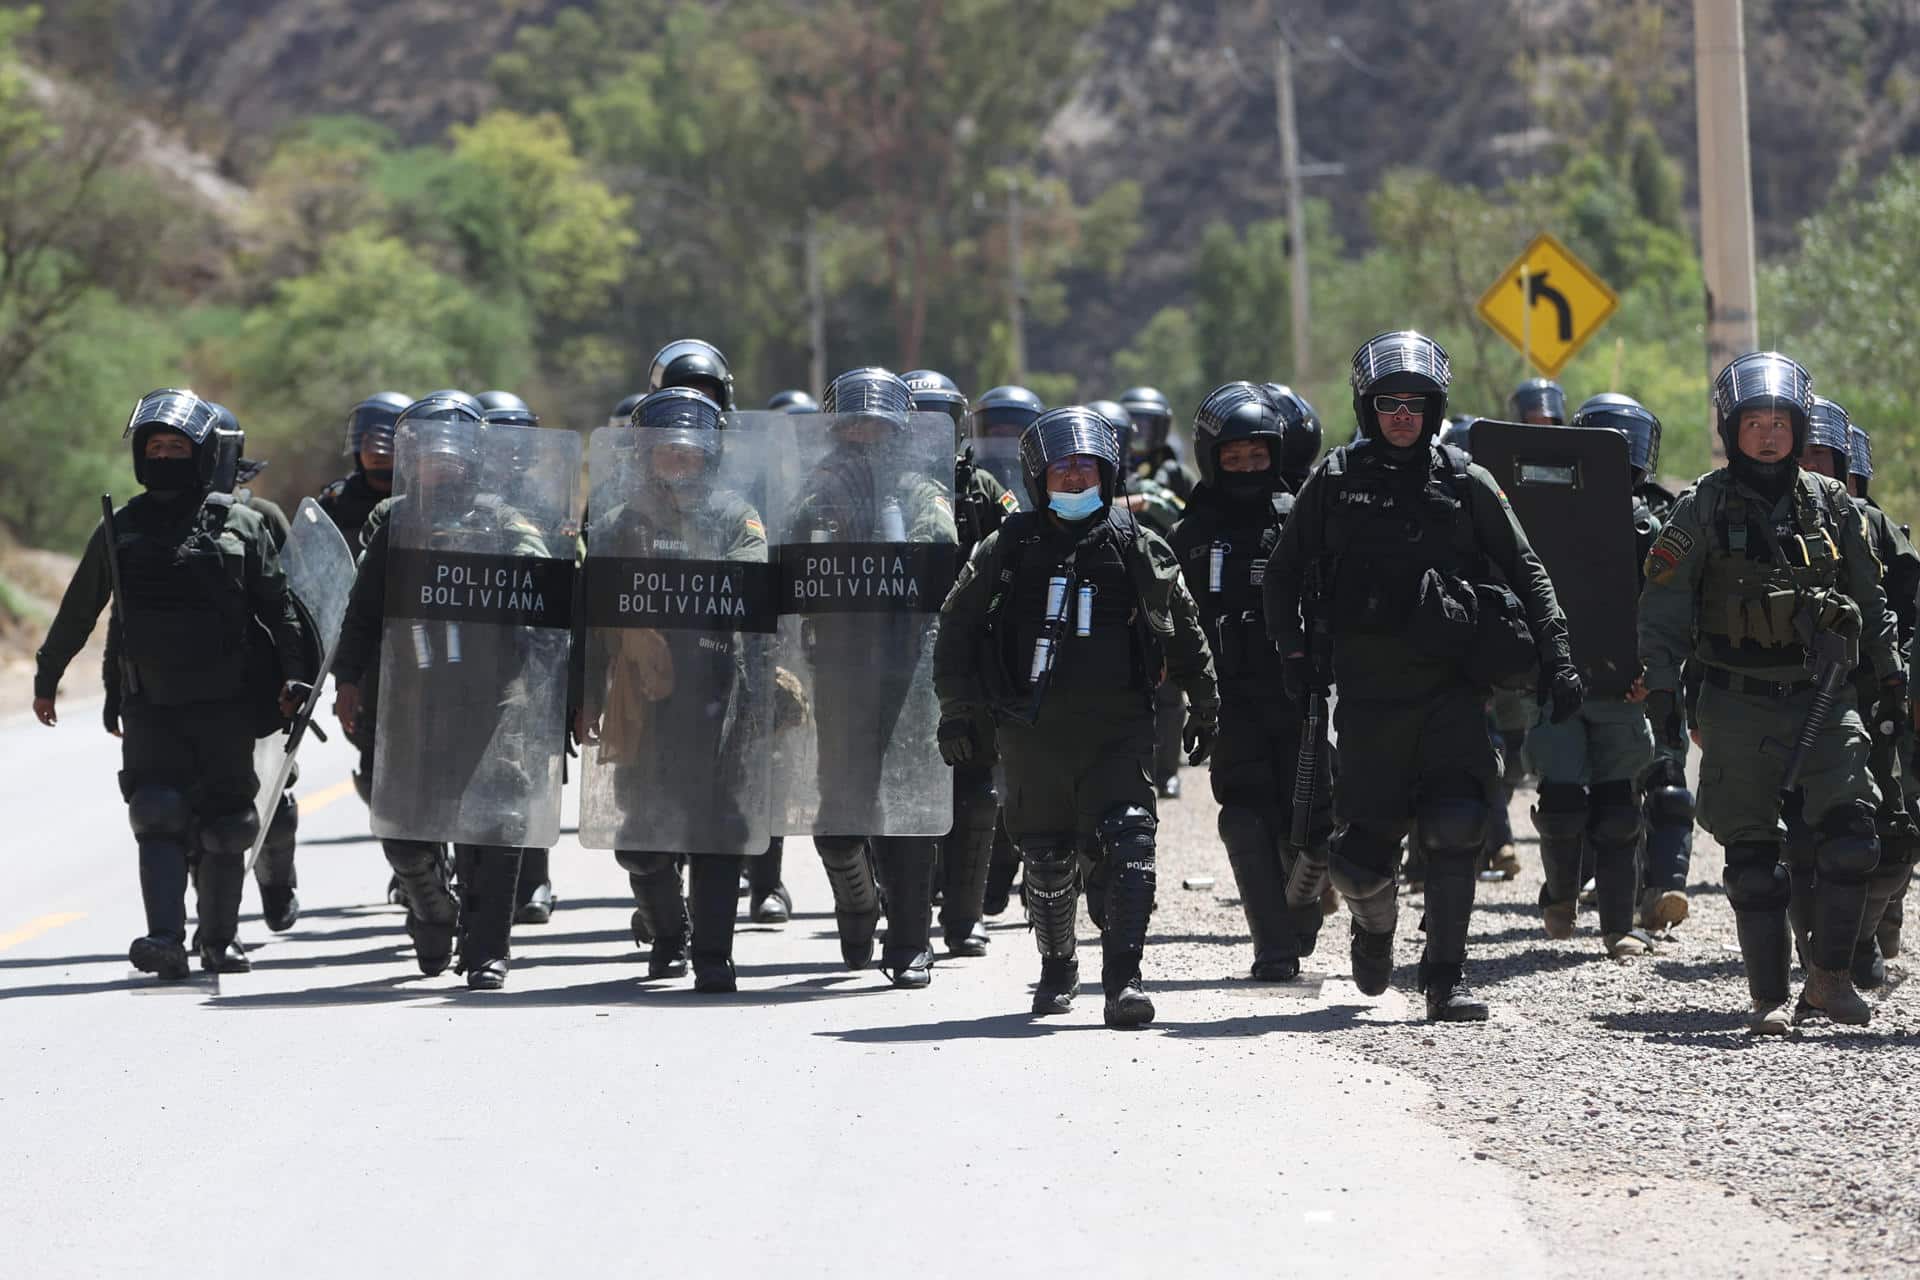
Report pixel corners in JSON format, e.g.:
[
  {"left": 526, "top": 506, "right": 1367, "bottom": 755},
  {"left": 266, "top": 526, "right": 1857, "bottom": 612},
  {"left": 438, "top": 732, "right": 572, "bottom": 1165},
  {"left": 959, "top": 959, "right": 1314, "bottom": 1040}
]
[
  {"left": 208, "top": 403, "right": 254, "bottom": 494},
  {"left": 1192, "top": 381, "right": 1284, "bottom": 490},
  {"left": 607, "top": 392, "right": 646, "bottom": 430},
  {"left": 477, "top": 390, "right": 539, "bottom": 428},
  {"left": 1849, "top": 422, "right": 1873, "bottom": 494},
  {"left": 903, "top": 369, "right": 968, "bottom": 427},
  {"left": 822, "top": 367, "right": 912, "bottom": 422},
  {"left": 345, "top": 390, "right": 411, "bottom": 464},
  {"left": 1118, "top": 386, "right": 1173, "bottom": 455},
  {"left": 1804, "top": 396, "right": 1852, "bottom": 477},
  {"left": 1350, "top": 330, "right": 1451, "bottom": 449},
  {"left": 404, "top": 414, "right": 483, "bottom": 503},
  {"left": 973, "top": 384, "right": 1044, "bottom": 440},
  {"left": 1019, "top": 405, "right": 1122, "bottom": 512},
  {"left": 649, "top": 338, "right": 734, "bottom": 411},
  {"left": 1508, "top": 377, "right": 1568, "bottom": 425},
  {"left": 632, "top": 387, "right": 724, "bottom": 483},
  {"left": 404, "top": 390, "right": 486, "bottom": 424},
  {"left": 1571, "top": 393, "right": 1662, "bottom": 480},
  {"left": 766, "top": 389, "right": 819, "bottom": 414},
  {"left": 124, "top": 388, "right": 220, "bottom": 488},
  {"left": 1438, "top": 416, "right": 1476, "bottom": 455},
  {"left": 1086, "top": 398, "right": 1134, "bottom": 458},
  {"left": 1262, "top": 383, "right": 1323, "bottom": 488},
  {"left": 1712, "top": 351, "right": 1813, "bottom": 461}
]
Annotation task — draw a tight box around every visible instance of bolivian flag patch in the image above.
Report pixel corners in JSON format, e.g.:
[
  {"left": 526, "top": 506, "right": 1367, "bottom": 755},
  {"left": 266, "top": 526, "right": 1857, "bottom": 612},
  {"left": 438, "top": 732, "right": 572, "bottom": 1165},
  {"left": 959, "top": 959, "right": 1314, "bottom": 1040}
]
[
  {"left": 998, "top": 491, "right": 1019, "bottom": 512},
  {"left": 743, "top": 516, "right": 765, "bottom": 539}
]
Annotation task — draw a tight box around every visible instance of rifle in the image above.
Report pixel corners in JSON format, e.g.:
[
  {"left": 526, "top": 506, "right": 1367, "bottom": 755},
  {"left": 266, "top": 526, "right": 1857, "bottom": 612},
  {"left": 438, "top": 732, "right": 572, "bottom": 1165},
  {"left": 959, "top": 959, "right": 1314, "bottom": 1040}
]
[
  {"left": 1285, "top": 560, "right": 1333, "bottom": 907},
  {"left": 1764, "top": 604, "right": 1852, "bottom": 796},
  {"left": 99, "top": 494, "right": 139, "bottom": 697}
]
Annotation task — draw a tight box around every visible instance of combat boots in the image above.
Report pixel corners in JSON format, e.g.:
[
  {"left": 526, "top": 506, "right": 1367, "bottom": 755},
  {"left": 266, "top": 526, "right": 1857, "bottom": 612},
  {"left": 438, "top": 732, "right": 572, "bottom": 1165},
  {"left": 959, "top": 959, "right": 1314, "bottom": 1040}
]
[
  {"left": 1797, "top": 967, "right": 1872, "bottom": 1026},
  {"left": 1032, "top": 958, "right": 1079, "bottom": 1015},
  {"left": 1418, "top": 961, "right": 1489, "bottom": 1023}
]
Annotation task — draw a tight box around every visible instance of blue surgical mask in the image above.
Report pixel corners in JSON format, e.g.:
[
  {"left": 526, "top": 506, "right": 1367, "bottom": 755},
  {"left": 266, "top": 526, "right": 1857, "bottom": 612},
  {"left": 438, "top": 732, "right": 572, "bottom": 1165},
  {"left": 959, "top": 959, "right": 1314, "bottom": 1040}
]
[{"left": 1047, "top": 487, "right": 1105, "bottom": 521}]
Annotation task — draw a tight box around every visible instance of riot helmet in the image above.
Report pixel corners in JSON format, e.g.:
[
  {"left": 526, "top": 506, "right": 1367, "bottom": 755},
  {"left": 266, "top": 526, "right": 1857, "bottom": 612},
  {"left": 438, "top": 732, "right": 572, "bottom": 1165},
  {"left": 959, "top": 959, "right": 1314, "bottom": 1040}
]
[
  {"left": 1508, "top": 377, "right": 1568, "bottom": 425},
  {"left": 1571, "top": 393, "right": 1662, "bottom": 485},
  {"left": 766, "top": 389, "right": 819, "bottom": 414},
  {"left": 478, "top": 390, "right": 539, "bottom": 428},
  {"left": 1118, "top": 386, "right": 1173, "bottom": 457},
  {"left": 1712, "top": 351, "right": 1812, "bottom": 474},
  {"left": 1262, "top": 383, "right": 1323, "bottom": 488},
  {"left": 648, "top": 338, "right": 735, "bottom": 411},
  {"left": 345, "top": 390, "right": 411, "bottom": 467},
  {"left": 903, "top": 369, "right": 967, "bottom": 426},
  {"left": 633, "top": 387, "right": 724, "bottom": 507},
  {"left": 1848, "top": 423, "right": 1873, "bottom": 498},
  {"left": 1086, "top": 399, "right": 1134, "bottom": 458},
  {"left": 1349, "top": 330, "right": 1451, "bottom": 455},
  {"left": 608, "top": 392, "right": 646, "bottom": 431},
  {"left": 822, "top": 367, "right": 912, "bottom": 441},
  {"left": 1192, "top": 381, "right": 1284, "bottom": 499},
  {"left": 208, "top": 403, "right": 249, "bottom": 494},
  {"left": 403, "top": 409, "right": 483, "bottom": 509},
  {"left": 125, "top": 388, "right": 220, "bottom": 489},
  {"left": 1802, "top": 396, "right": 1852, "bottom": 482},
  {"left": 1019, "top": 405, "right": 1122, "bottom": 515},
  {"left": 972, "top": 385, "right": 1044, "bottom": 440}
]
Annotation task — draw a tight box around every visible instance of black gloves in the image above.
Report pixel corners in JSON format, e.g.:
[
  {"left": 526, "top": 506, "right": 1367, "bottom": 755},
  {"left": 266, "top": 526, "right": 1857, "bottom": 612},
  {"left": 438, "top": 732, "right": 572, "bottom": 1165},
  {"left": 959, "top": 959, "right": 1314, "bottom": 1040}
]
[
  {"left": 1645, "top": 689, "right": 1685, "bottom": 750},
  {"left": 1541, "top": 666, "right": 1585, "bottom": 725},
  {"left": 937, "top": 716, "right": 978, "bottom": 767},
  {"left": 1183, "top": 708, "right": 1218, "bottom": 766},
  {"left": 1281, "top": 651, "right": 1324, "bottom": 704},
  {"left": 1872, "top": 673, "right": 1910, "bottom": 742}
]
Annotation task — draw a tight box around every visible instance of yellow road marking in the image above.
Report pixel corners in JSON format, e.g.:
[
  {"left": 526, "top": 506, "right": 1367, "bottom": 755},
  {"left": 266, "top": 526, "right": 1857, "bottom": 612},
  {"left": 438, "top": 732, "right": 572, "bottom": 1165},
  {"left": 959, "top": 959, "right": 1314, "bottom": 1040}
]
[
  {"left": 301, "top": 778, "right": 356, "bottom": 816},
  {"left": 0, "top": 912, "right": 85, "bottom": 952}
]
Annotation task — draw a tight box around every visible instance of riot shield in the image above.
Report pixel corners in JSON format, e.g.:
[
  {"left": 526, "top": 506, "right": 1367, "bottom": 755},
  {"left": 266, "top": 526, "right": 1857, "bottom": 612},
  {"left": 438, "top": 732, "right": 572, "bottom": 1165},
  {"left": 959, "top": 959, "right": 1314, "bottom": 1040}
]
[
  {"left": 768, "top": 410, "right": 958, "bottom": 837},
  {"left": 245, "top": 498, "right": 356, "bottom": 873},
  {"left": 1468, "top": 420, "right": 1638, "bottom": 697},
  {"left": 966, "top": 434, "right": 1025, "bottom": 504},
  {"left": 576, "top": 422, "right": 777, "bottom": 855},
  {"left": 372, "top": 420, "right": 581, "bottom": 847}
]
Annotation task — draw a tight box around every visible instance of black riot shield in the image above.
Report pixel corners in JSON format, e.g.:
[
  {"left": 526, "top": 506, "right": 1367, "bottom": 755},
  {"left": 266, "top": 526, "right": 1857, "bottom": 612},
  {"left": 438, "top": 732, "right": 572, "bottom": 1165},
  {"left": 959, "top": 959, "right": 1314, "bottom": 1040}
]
[
  {"left": 244, "top": 498, "right": 356, "bottom": 873},
  {"left": 577, "top": 423, "right": 777, "bottom": 855},
  {"left": 1469, "top": 420, "right": 1638, "bottom": 697},
  {"left": 372, "top": 420, "right": 581, "bottom": 847},
  {"left": 768, "top": 410, "right": 958, "bottom": 837}
]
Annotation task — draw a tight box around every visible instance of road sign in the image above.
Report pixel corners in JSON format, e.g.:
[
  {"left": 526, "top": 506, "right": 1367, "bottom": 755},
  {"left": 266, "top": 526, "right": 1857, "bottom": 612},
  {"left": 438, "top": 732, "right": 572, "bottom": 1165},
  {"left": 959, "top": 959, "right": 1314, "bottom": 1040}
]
[{"left": 1476, "top": 232, "right": 1619, "bottom": 379}]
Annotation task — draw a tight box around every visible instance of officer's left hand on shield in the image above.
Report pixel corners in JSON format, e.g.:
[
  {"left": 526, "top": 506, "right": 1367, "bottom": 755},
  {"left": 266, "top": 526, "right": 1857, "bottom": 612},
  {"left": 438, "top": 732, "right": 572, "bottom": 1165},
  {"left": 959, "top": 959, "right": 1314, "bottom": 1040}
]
[
  {"left": 937, "top": 716, "right": 977, "bottom": 767},
  {"left": 1182, "top": 710, "right": 1217, "bottom": 766},
  {"left": 279, "top": 680, "right": 311, "bottom": 721},
  {"left": 1543, "top": 666, "right": 1584, "bottom": 724}
]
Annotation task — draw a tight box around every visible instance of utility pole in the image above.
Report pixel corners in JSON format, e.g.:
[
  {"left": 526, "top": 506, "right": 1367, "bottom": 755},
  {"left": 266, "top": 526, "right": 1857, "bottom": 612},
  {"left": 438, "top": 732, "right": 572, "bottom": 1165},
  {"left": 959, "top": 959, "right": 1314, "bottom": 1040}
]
[
  {"left": 1275, "top": 21, "right": 1311, "bottom": 383},
  {"left": 1692, "top": 0, "right": 1758, "bottom": 421},
  {"left": 1007, "top": 179, "right": 1028, "bottom": 385},
  {"left": 805, "top": 209, "right": 826, "bottom": 398}
]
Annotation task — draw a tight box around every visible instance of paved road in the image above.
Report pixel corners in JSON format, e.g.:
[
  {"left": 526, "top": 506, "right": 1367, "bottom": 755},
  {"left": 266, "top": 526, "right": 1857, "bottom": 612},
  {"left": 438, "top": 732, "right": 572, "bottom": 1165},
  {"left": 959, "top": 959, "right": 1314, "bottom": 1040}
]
[{"left": 0, "top": 704, "right": 1553, "bottom": 1278}]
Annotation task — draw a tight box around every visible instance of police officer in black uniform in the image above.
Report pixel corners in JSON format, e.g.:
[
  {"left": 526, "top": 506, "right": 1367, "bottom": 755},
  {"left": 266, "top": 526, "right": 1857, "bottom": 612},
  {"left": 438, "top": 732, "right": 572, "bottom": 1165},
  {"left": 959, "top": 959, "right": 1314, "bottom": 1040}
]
[
  {"left": 35, "top": 389, "right": 309, "bottom": 979},
  {"left": 1172, "top": 382, "right": 1327, "bottom": 980},
  {"left": 1265, "top": 333, "right": 1581, "bottom": 1022},
  {"left": 936, "top": 407, "right": 1218, "bottom": 1027}
]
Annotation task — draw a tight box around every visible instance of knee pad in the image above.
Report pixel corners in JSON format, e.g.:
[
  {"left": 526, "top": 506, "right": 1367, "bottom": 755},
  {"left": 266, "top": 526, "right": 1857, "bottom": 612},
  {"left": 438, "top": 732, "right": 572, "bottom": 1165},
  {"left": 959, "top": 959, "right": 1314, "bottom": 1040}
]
[
  {"left": 1414, "top": 795, "right": 1488, "bottom": 854},
  {"left": 1724, "top": 841, "right": 1790, "bottom": 911},
  {"left": 1096, "top": 805, "right": 1157, "bottom": 852},
  {"left": 127, "top": 786, "right": 192, "bottom": 839},
  {"left": 1814, "top": 802, "right": 1879, "bottom": 879},
  {"left": 1530, "top": 802, "right": 1587, "bottom": 842},
  {"left": 1217, "top": 805, "right": 1276, "bottom": 860},
  {"left": 1330, "top": 822, "right": 1402, "bottom": 883},
  {"left": 1646, "top": 784, "right": 1695, "bottom": 825},
  {"left": 197, "top": 808, "right": 259, "bottom": 858},
  {"left": 616, "top": 850, "right": 679, "bottom": 878},
  {"left": 1020, "top": 842, "right": 1077, "bottom": 888},
  {"left": 1588, "top": 802, "right": 1642, "bottom": 848}
]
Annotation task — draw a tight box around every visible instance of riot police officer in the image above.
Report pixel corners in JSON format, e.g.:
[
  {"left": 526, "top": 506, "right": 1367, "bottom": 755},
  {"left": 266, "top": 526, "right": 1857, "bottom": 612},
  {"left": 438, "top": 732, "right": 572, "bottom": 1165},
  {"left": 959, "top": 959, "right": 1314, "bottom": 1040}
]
[
  {"left": 1171, "top": 383, "right": 1325, "bottom": 980},
  {"left": 320, "top": 391, "right": 411, "bottom": 543},
  {"left": 1527, "top": 394, "right": 1665, "bottom": 958},
  {"left": 1264, "top": 332, "right": 1581, "bottom": 1023},
  {"left": 1118, "top": 386, "right": 1195, "bottom": 500},
  {"left": 1091, "top": 398, "right": 1185, "bottom": 536},
  {"left": 1262, "top": 384, "right": 1323, "bottom": 493},
  {"left": 1639, "top": 353, "right": 1904, "bottom": 1032},
  {"left": 936, "top": 406, "right": 1219, "bottom": 1027},
  {"left": 35, "top": 389, "right": 309, "bottom": 979},
  {"left": 907, "top": 369, "right": 1013, "bottom": 957},
  {"left": 1508, "top": 378, "right": 1567, "bottom": 426}
]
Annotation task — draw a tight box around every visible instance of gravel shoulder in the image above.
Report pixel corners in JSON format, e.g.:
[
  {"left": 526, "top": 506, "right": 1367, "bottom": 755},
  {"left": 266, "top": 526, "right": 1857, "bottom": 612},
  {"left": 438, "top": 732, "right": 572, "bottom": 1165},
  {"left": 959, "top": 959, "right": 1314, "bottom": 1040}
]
[{"left": 1143, "top": 762, "right": 1918, "bottom": 1278}]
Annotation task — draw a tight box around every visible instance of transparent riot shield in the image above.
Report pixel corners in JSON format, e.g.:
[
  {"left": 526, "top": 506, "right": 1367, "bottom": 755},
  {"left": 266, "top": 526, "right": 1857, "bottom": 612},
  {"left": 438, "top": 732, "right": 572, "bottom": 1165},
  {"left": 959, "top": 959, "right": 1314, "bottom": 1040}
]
[
  {"left": 245, "top": 498, "right": 356, "bottom": 872},
  {"left": 372, "top": 420, "right": 581, "bottom": 847},
  {"left": 576, "top": 422, "right": 777, "bottom": 855},
  {"left": 768, "top": 410, "right": 957, "bottom": 837},
  {"left": 1468, "top": 420, "right": 1638, "bottom": 697},
  {"left": 966, "top": 434, "right": 1025, "bottom": 506}
]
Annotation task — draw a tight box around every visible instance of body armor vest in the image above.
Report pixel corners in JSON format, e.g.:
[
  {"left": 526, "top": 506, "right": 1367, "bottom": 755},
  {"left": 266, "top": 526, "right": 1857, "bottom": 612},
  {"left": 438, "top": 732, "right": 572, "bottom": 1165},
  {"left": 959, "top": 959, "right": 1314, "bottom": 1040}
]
[
  {"left": 116, "top": 493, "right": 251, "bottom": 683},
  {"left": 1320, "top": 445, "right": 1478, "bottom": 637},
  {"left": 1186, "top": 492, "right": 1289, "bottom": 685},
  {"left": 996, "top": 508, "right": 1157, "bottom": 698},
  {"left": 1698, "top": 473, "right": 1857, "bottom": 667}
]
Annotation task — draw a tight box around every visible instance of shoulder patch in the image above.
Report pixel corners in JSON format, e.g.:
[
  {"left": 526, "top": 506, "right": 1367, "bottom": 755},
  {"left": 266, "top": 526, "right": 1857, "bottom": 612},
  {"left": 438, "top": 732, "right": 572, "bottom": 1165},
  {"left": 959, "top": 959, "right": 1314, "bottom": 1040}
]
[
  {"left": 998, "top": 490, "right": 1019, "bottom": 512},
  {"left": 743, "top": 516, "right": 765, "bottom": 539},
  {"left": 933, "top": 495, "right": 953, "bottom": 515},
  {"left": 1644, "top": 524, "right": 1694, "bottom": 584}
]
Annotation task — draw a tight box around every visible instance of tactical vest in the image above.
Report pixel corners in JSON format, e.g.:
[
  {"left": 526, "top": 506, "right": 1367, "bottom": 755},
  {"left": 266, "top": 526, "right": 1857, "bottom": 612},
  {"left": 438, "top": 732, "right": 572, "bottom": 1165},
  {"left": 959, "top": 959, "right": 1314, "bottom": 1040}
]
[
  {"left": 1185, "top": 492, "right": 1289, "bottom": 684},
  {"left": 1319, "top": 444, "right": 1479, "bottom": 638},
  {"left": 116, "top": 493, "right": 255, "bottom": 702},
  {"left": 954, "top": 451, "right": 993, "bottom": 559},
  {"left": 992, "top": 507, "right": 1164, "bottom": 699},
  {"left": 1697, "top": 472, "right": 1860, "bottom": 667}
]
